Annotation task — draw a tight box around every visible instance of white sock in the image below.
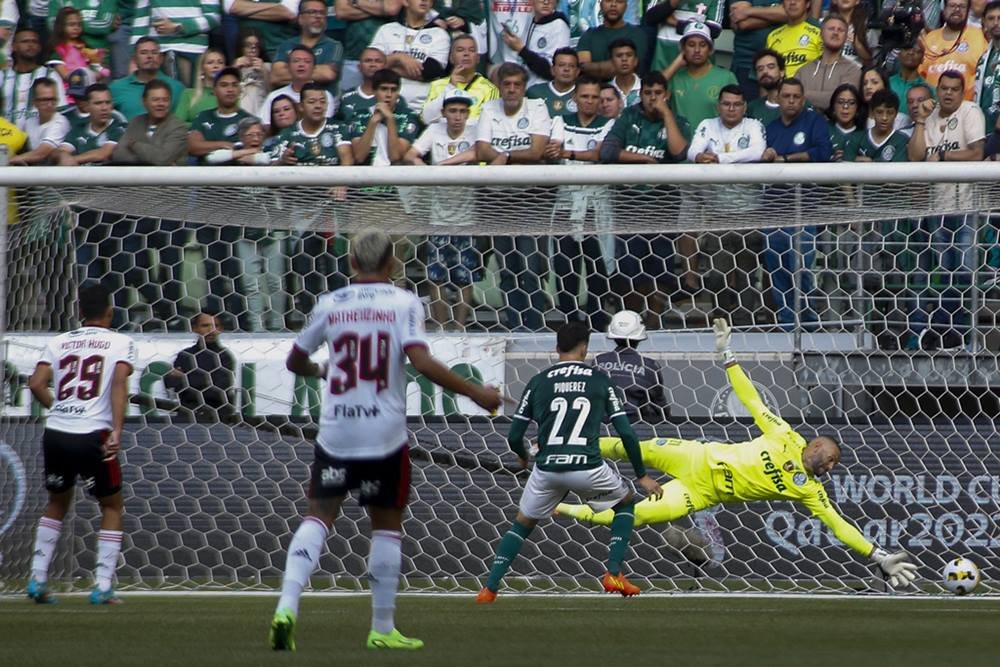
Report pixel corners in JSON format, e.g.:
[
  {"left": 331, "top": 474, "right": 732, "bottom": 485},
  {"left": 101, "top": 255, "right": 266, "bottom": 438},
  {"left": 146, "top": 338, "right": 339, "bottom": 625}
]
[
  {"left": 368, "top": 530, "right": 402, "bottom": 634},
  {"left": 96, "top": 530, "right": 123, "bottom": 592},
  {"left": 276, "top": 516, "right": 328, "bottom": 617},
  {"left": 31, "top": 517, "right": 62, "bottom": 584}
]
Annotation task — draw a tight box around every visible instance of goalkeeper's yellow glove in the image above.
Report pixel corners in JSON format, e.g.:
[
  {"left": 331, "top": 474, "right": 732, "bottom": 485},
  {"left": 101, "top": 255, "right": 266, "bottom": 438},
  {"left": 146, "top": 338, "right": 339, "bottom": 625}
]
[
  {"left": 872, "top": 547, "right": 918, "bottom": 589},
  {"left": 713, "top": 318, "right": 736, "bottom": 365}
]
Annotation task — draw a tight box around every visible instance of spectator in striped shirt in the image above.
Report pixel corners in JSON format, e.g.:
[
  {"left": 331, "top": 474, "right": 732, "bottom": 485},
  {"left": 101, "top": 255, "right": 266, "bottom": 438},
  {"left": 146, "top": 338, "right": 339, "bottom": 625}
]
[{"left": 129, "top": 0, "right": 222, "bottom": 87}]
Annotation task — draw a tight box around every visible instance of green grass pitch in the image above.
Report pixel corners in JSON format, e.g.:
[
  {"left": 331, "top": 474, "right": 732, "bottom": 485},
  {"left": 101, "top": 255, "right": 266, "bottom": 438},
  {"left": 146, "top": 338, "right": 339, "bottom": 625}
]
[{"left": 1, "top": 593, "right": 998, "bottom": 666}]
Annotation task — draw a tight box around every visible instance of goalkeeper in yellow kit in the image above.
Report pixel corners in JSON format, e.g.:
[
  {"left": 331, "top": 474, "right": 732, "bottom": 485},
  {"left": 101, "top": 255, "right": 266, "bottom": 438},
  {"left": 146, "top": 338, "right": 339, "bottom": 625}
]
[{"left": 557, "top": 319, "right": 919, "bottom": 589}]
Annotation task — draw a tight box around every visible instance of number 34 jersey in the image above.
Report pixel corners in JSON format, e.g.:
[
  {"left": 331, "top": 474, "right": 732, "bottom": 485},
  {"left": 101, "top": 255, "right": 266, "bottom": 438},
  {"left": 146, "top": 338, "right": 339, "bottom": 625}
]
[
  {"left": 513, "top": 361, "right": 626, "bottom": 472},
  {"left": 38, "top": 327, "right": 136, "bottom": 434},
  {"left": 294, "top": 282, "right": 429, "bottom": 460}
]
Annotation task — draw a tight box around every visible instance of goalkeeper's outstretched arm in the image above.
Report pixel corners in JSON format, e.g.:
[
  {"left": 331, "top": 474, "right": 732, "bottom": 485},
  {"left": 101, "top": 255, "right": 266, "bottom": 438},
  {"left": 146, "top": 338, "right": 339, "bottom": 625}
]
[{"left": 713, "top": 318, "right": 793, "bottom": 436}]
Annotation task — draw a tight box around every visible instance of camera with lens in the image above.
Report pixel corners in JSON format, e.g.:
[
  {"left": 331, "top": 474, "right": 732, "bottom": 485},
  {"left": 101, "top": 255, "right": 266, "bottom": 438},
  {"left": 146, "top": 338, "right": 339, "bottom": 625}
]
[{"left": 870, "top": 0, "right": 926, "bottom": 52}]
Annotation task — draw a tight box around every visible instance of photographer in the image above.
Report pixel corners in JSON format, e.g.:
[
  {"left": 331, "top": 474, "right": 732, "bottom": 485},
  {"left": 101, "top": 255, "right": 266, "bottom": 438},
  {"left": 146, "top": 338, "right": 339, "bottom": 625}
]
[{"left": 869, "top": 0, "right": 930, "bottom": 70}]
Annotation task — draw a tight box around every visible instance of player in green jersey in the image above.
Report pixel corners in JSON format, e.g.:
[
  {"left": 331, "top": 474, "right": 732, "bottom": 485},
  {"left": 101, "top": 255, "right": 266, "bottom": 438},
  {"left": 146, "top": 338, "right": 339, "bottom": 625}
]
[
  {"left": 557, "top": 319, "right": 919, "bottom": 589},
  {"left": 477, "top": 322, "right": 663, "bottom": 603}
]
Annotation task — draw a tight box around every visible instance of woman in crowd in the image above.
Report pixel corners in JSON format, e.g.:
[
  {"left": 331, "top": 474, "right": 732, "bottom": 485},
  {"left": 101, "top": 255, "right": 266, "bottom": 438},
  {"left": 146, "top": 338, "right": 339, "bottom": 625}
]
[
  {"left": 176, "top": 47, "right": 227, "bottom": 122},
  {"left": 827, "top": 83, "right": 863, "bottom": 161},
  {"left": 234, "top": 27, "right": 270, "bottom": 118}
]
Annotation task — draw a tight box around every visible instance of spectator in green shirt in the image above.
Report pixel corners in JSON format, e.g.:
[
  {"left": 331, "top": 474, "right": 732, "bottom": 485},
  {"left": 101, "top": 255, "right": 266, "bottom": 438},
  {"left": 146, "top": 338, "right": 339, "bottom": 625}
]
[
  {"left": 578, "top": 0, "right": 651, "bottom": 78},
  {"left": 109, "top": 36, "right": 186, "bottom": 120},
  {"left": 175, "top": 47, "right": 227, "bottom": 122},
  {"left": 666, "top": 21, "right": 737, "bottom": 130},
  {"left": 271, "top": 0, "right": 344, "bottom": 95}
]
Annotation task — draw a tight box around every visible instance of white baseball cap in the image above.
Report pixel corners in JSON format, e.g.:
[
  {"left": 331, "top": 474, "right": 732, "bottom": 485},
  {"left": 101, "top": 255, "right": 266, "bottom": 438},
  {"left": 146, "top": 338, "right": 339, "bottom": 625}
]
[
  {"left": 606, "top": 310, "right": 647, "bottom": 341},
  {"left": 680, "top": 20, "right": 715, "bottom": 47}
]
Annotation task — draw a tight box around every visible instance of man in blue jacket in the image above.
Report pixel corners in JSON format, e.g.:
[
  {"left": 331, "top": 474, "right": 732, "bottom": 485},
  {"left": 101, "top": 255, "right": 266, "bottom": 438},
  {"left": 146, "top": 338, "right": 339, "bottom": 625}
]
[{"left": 761, "top": 77, "right": 832, "bottom": 328}]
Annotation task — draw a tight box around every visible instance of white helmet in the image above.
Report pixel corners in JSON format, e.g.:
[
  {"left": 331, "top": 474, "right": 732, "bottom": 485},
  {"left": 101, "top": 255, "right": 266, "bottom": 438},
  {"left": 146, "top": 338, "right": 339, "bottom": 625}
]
[{"left": 606, "top": 310, "right": 647, "bottom": 341}]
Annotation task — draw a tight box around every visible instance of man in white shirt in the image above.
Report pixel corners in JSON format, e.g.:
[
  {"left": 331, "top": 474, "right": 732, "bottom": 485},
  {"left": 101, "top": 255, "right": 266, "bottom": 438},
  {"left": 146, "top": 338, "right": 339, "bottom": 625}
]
[
  {"left": 907, "top": 69, "right": 986, "bottom": 350},
  {"left": 475, "top": 62, "right": 552, "bottom": 331},
  {"left": 11, "top": 78, "right": 69, "bottom": 165},
  {"left": 368, "top": 0, "right": 450, "bottom": 108},
  {"left": 499, "top": 0, "right": 572, "bottom": 86},
  {"left": 0, "top": 28, "right": 66, "bottom": 130},
  {"left": 545, "top": 76, "right": 614, "bottom": 330},
  {"left": 686, "top": 84, "right": 766, "bottom": 324},
  {"left": 406, "top": 93, "right": 481, "bottom": 330},
  {"left": 271, "top": 230, "right": 500, "bottom": 651}
]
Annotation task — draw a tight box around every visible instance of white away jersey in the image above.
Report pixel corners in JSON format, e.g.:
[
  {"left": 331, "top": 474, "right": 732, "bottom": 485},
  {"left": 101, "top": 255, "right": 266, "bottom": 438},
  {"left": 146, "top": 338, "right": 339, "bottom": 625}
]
[
  {"left": 686, "top": 117, "right": 767, "bottom": 163},
  {"left": 411, "top": 122, "right": 478, "bottom": 225},
  {"left": 38, "top": 327, "right": 135, "bottom": 434},
  {"left": 294, "top": 282, "right": 429, "bottom": 459},
  {"left": 368, "top": 21, "right": 450, "bottom": 108},
  {"left": 476, "top": 98, "right": 552, "bottom": 151}
]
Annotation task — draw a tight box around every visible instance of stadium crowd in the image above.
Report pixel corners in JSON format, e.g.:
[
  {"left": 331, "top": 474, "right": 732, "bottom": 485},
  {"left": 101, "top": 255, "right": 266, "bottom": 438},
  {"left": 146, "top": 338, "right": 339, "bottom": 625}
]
[{"left": 3, "top": 0, "right": 1000, "bottom": 350}]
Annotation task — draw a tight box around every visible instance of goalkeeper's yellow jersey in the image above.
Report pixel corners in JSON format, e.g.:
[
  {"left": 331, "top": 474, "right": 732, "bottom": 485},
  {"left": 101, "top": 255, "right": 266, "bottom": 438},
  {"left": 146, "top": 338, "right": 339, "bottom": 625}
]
[{"left": 651, "top": 364, "right": 873, "bottom": 556}]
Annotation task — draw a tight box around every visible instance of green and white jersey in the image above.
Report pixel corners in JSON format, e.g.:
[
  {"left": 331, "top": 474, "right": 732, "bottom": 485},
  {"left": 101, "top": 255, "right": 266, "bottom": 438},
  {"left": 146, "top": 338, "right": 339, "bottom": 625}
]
[
  {"left": 345, "top": 108, "right": 422, "bottom": 165},
  {"left": 645, "top": 0, "right": 724, "bottom": 72},
  {"left": 335, "top": 87, "right": 411, "bottom": 124},
  {"left": 62, "top": 107, "right": 127, "bottom": 129},
  {"left": 0, "top": 66, "right": 68, "bottom": 130},
  {"left": 270, "top": 119, "right": 352, "bottom": 165},
  {"left": 190, "top": 108, "right": 253, "bottom": 142},
  {"left": 344, "top": 16, "right": 391, "bottom": 60},
  {"left": 668, "top": 65, "right": 738, "bottom": 131},
  {"left": 513, "top": 360, "right": 626, "bottom": 471},
  {"left": 129, "top": 0, "right": 221, "bottom": 54},
  {"left": 606, "top": 103, "right": 691, "bottom": 163},
  {"left": 828, "top": 123, "right": 860, "bottom": 160},
  {"left": 526, "top": 81, "right": 577, "bottom": 117},
  {"left": 550, "top": 112, "right": 611, "bottom": 160},
  {"left": 58, "top": 117, "right": 127, "bottom": 161},
  {"left": 845, "top": 128, "right": 909, "bottom": 162}
]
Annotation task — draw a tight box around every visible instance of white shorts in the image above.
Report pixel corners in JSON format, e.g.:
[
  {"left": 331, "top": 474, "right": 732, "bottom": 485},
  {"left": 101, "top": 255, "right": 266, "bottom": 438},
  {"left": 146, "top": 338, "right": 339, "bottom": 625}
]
[{"left": 519, "top": 462, "right": 633, "bottom": 520}]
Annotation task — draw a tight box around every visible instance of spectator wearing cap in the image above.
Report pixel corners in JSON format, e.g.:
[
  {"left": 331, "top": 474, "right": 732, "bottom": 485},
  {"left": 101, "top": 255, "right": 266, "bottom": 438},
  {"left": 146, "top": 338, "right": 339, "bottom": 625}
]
[
  {"left": 270, "top": 0, "right": 344, "bottom": 97},
  {"left": 763, "top": 0, "right": 821, "bottom": 78},
  {"left": 367, "top": 0, "right": 450, "bottom": 109},
  {"left": 405, "top": 92, "right": 481, "bottom": 331},
  {"left": 578, "top": 0, "right": 651, "bottom": 79},
  {"left": 500, "top": 0, "right": 572, "bottom": 88},
  {"left": 642, "top": 0, "right": 726, "bottom": 74},
  {"left": 608, "top": 38, "right": 641, "bottom": 107},
  {"left": 798, "top": 15, "right": 862, "bottom": 114},
  {"left": 667, "top": 21, "right": 737, "bottom": 130},
  {"left": 128, "top": 0, "right": 221, "bottom": 87},
  {"left": 261, "top": 45, "right": 337, "bottom": 121},
  {"left": 188, "top": 67, "right": 254, "bottom": 163},
  {"left": 594, "top": 310, "right": 670, "bottom": 423},
  {"left": 421, "top": 34, "right": 499, "bottom": 126},
  {"left": 54, "top": 83, "right": 126, "bottom": 165},
  {"left": 10, "top": 78, "right": 70, "bottom": 165},
  {"left": 109, "top": 36, "right": 186, "bottom": 120},
  {"left": 526, "top": 47, "right": 580, "bottom": 117},
  {"left": 761, "top": 77, "right": 831, "bottom": 328},
  {"left": 545, "top": 76, "right": 614, "bottom": 331}
]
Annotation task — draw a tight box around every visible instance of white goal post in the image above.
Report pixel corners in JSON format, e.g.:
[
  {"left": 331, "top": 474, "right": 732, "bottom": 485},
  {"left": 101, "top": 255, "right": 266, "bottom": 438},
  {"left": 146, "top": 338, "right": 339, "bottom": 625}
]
[{"left": 1, "top": 162, "right": 998, "bottom": 596}]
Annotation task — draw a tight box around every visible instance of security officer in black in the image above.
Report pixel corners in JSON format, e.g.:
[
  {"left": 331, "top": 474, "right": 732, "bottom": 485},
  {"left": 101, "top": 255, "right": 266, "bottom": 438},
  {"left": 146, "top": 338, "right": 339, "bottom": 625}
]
[
  {"left": 164, "top": 311, "right": 238, "bottom": 422},
  {"left": 594, "top": 310, "right": 670, "bottom": 423}
]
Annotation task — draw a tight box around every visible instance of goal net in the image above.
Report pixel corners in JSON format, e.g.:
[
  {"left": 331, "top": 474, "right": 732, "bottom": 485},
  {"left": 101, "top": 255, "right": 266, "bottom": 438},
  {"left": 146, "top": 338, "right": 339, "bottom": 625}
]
[{"left": 1, "top": 164, "right": 998, "bottom": 596}]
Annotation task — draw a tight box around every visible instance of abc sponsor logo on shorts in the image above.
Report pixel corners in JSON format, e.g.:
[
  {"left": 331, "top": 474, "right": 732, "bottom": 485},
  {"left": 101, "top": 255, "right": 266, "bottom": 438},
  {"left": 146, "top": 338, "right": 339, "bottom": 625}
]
[{"left": 321, "top": 466, "right": 346, "bottom": 487}]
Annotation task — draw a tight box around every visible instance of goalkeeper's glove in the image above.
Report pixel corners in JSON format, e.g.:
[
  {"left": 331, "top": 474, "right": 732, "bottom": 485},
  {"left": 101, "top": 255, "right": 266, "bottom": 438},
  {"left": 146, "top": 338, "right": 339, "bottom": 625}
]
[
  {"left": 712, "top": 318, "right": 736, "bottom": 365},
  {"left": 872, "top": 547, "right": 918, "bottom": 589}
]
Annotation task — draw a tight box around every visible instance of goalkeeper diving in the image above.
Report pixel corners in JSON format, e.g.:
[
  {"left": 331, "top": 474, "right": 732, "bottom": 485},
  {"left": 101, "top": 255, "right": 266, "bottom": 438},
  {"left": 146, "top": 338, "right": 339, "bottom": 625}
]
[{"left": 557, "top": 319, "right": 918, "bottom": 589}]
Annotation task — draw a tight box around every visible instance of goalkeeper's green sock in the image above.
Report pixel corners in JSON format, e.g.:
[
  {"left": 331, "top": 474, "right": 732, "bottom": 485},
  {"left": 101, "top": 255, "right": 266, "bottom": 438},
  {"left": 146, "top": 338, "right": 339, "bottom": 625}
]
[
  {"left": 484, "top": 521, "right": 533, "bottom": 592},
  {"left": 606, "top": 502, "right": 636, "bottom": 576}
]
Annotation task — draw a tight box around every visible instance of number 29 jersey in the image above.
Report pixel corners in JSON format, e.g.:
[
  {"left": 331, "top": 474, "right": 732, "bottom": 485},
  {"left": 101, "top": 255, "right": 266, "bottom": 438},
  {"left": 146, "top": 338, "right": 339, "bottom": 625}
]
[
  {"left": 293, "top": 282, "right": 429, "bottom": 459},
  {"left": 38, "top": 326, "right": 136, "bottom": 434}
]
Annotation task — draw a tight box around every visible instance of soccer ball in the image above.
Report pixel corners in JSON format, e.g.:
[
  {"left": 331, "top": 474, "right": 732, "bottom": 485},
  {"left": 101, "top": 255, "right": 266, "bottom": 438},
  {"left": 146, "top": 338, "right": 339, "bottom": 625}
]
[{"left": 942, "top": 557, "right": 981, "bottom": 595}]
